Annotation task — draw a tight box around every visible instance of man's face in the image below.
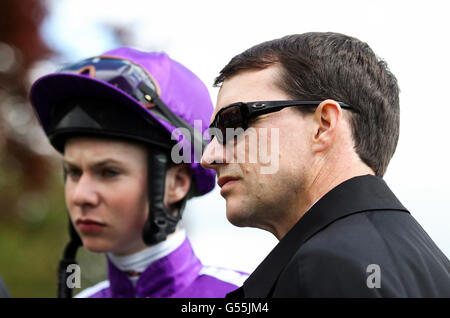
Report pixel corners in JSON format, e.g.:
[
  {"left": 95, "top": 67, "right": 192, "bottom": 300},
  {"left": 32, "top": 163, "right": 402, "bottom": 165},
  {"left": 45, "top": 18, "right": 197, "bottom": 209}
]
[
  {"left": 201, "top": 65, "right": 314, "bottom": 238},
  {"left": 64, "top": 137, "right": 149, "bottom": 255}
]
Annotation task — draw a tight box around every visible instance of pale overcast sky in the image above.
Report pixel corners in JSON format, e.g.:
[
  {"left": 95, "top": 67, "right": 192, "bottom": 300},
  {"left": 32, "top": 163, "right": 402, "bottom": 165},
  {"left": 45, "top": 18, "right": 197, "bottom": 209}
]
[{"left": 39, "top": 0, "right": 450, "bottom": 272}]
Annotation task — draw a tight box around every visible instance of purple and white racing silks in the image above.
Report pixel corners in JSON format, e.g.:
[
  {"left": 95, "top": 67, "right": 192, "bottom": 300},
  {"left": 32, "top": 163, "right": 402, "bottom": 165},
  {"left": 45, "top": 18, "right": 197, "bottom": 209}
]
[{"left": 75, "top": 230, "right": 248, "bottom": 298}]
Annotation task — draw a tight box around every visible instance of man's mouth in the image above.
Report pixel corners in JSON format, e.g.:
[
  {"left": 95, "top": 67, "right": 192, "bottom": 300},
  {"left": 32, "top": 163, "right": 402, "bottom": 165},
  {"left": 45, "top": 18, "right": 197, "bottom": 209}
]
[{"left": 217, "top": 176, "right": 240, "bottom": 188}]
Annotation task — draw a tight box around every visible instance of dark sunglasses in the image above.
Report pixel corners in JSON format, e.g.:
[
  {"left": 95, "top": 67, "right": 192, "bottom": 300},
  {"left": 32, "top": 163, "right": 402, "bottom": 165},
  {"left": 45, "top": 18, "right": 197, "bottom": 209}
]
[
  {"left": 59, "top": 56, "right": 208, "bottom": 150},
  {"left": 209, "top": 100, "right": 353, "bottom": 144}
]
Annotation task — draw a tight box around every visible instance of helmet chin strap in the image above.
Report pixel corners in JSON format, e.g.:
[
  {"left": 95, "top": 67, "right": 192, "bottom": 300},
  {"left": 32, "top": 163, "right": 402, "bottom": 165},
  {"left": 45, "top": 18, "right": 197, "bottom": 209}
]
[{"left": 143, "top": 149, "right": 181, "bottom": 245}]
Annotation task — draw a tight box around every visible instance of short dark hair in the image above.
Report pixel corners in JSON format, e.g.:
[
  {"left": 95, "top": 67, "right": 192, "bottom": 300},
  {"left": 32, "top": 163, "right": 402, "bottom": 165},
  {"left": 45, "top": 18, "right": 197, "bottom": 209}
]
[{"left": 214, "top": 32, "right": 400, "bottom": 177}]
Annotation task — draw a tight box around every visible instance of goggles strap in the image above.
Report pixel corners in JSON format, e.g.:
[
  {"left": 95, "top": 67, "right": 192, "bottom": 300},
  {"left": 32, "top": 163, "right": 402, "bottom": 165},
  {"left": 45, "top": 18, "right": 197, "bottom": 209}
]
[
  {"left": 138, "top": 83, "right": 209, "bottom": 152},
  {"left": 143, "top": 150, "right": 181, "bottom": 245}
]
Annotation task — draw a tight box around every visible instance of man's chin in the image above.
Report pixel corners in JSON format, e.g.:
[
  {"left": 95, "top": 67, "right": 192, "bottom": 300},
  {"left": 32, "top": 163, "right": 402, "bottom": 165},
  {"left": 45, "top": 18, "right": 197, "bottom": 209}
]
[{"left": 225, "top": 204, "right": 252, "bottom": 228}]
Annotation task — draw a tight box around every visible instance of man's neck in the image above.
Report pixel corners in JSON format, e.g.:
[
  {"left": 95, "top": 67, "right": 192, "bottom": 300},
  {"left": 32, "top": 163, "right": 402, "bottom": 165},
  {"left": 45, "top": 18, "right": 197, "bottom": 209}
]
[{"left": 277, "top": 155, "right": 375, "bottom": 240}]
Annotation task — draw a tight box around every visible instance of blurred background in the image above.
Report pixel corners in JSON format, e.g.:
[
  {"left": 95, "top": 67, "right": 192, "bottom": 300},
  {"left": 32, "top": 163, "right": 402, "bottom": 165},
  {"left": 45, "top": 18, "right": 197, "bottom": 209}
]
[{"left": 0, "top": 0, "right": 449, "bottom": 297}]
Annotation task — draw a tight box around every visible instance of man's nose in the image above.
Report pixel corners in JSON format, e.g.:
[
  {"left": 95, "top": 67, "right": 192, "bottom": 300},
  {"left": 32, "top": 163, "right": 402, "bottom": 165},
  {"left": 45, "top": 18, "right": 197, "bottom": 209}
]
[
  {"left": 201, "top": 137, "right": 227, "bottom": 170},
  {"left": 70, "top": 174, "right": 100, "bottom": 208}
]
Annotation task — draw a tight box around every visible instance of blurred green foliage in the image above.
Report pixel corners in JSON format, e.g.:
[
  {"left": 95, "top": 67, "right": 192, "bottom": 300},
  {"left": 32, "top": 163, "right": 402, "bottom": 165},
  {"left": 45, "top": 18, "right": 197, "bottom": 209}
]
[
  {"left": 0, "top": 159, "right": 67, "bottom": 297},
  {"left": 0, "top": 0, "right": 106, "bottom": 297}
]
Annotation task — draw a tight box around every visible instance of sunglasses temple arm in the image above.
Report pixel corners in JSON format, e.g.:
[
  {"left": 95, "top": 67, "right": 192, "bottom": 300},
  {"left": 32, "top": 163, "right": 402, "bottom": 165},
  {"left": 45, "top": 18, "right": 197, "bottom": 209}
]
[{"left": 138, "top": 83, "right": 209, "bottom": 151}]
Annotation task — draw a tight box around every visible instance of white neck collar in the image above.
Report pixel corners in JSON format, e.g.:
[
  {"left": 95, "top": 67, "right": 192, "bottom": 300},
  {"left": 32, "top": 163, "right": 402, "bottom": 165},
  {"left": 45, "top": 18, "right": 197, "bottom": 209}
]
[{"left": 107, "top": 229, "right": 187, "bottom": 280}]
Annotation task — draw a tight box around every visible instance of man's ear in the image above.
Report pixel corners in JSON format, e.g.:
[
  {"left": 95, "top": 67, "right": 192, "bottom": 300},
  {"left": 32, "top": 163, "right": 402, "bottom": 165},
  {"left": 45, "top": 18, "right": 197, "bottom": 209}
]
[
  {"left": 164, "top": 164, "right": 192, "bottom": 208},
  {"left": 311, "top": 99, "right": 343, "bottom": 153}
]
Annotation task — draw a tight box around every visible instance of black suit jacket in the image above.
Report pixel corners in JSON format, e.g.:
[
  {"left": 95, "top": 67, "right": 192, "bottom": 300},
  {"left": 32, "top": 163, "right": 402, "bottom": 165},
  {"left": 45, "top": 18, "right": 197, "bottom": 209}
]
[{"left": 227, "top": 175, "right": 450, "bottom": 297}]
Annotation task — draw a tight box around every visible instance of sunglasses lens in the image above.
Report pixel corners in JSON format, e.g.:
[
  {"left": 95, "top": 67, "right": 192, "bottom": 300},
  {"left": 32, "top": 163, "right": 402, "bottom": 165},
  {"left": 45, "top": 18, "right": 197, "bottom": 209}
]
[{"left": 212, "top": 105, "right": 243, "bottom": 144}]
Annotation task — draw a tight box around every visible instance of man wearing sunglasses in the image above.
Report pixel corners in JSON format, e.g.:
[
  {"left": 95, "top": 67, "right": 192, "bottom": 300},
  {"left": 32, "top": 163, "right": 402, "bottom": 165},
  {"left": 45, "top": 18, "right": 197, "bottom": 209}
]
[{"left": 201, "top": 32, "right": 450, "bottom": 297}]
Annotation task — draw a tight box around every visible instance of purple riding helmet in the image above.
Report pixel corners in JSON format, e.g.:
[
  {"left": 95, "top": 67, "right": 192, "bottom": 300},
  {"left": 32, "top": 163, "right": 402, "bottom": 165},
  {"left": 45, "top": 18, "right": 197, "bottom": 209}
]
[{"left": 29, "top": 47, "right": 215, "bottom": 297}]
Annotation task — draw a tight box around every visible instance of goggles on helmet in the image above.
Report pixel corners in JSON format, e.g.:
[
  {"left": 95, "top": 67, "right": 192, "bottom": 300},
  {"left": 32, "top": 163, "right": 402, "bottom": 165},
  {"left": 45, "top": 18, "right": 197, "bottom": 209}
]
[{"left": 58, "top": 56, "right": 208, "bottom": 151}]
